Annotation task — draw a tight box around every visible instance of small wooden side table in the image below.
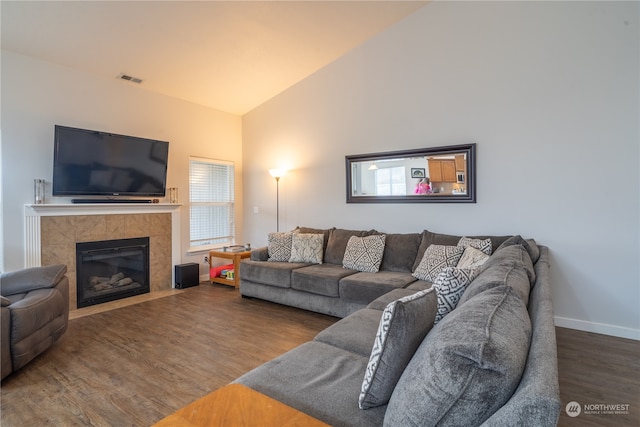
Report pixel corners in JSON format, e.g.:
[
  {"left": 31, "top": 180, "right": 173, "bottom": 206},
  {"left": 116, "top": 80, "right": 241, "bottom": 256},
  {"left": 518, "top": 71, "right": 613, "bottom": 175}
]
[
  {"left": 208, "top": 249, "right": 251, "bottom": 288},
  {"left": 152, "top": 383, "right": 329, "bottom": 427}
]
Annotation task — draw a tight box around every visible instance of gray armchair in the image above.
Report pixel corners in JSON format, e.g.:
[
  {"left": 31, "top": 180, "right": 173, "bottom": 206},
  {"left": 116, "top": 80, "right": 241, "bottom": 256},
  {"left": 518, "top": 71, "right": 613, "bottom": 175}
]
[{"left": 1, "top": 264, "right": 69, "bottom": 380}]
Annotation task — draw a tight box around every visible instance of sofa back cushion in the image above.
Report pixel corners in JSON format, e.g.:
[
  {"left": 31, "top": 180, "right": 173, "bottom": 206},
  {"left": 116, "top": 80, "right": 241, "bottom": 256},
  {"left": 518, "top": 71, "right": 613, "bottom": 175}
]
[
  {"left": 294, "top": 226, "right": 335, "bottom": 252},
  {"left": 413, "top": 230, "right": 512, "bottom": 272},
  {"left": 458, "top": 244, "right": 535, "bottom": 307},
  {"left": 325, "top": 228, "right": 377, "bottom": 265},
  {"left": 384, "top": 285, "right": 531, "bottom": 427},
  {"left": 379, "top": 233, "right": 422, "bottom": 273}
]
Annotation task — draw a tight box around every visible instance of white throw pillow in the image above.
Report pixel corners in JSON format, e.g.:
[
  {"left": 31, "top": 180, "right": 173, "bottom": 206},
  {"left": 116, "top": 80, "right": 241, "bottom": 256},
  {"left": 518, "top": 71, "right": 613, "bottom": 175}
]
[
  {"left": 457, "top": 237, "right": 492, "bottom": 255},
  {"left": 457, "top": 246, "right": 490, "bottom": 269},
  {"left": 342, "top": 234, "right": 386, "bottom": 273},
  {"left": 433, "top": 266, "right": 480, "bottom": 323},
  {"left": 412, "top": 245, "right": 464, "bottom": 282},
  {"left": 289, "top": 233, "right": 324, "bottom": 264},
  {"left": 267, "top": 232, "right": 293, "bottom": 262}
]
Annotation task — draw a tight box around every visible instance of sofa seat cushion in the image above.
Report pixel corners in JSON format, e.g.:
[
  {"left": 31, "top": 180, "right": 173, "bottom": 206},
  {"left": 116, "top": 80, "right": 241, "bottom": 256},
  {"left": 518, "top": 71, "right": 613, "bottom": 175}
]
[
  {"left": 314, "top": 308, "right": 382, "bottom": 357},
  {"left": 458, "top": 244, "right": 534, "bottom": 307},
  {"left": 234, "top": 341, "right": 387, "bottom": 427},
  {"left": 385, "top": 285, "right": 531, "bottom": 427},
  {"left": 291, "top": 264, "right": 358, "bottom": 297},
  {"left": 406, "top": 280, "right": 432, "bottom": 291},
  {"left": 339, "top": 272, "right": 417, "bottom": 304},
  {"left": 241, "top": 259, "right": 310, "bottom": 288},
  {"left": 366, "top": 288, "right": 421, "bottom": 311}
]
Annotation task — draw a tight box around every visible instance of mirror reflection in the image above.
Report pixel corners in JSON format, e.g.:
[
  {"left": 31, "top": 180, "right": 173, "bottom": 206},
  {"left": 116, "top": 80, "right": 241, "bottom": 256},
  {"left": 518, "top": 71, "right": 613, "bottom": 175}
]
[{"left": 346, "top": 144, "right": 476, "bottom": 203}]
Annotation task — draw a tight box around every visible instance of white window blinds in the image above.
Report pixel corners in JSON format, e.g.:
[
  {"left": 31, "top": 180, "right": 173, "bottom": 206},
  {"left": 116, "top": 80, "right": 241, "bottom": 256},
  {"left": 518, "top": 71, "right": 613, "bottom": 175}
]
[{"left": 189, "top": 157, "right": 235, "bottom": 250}]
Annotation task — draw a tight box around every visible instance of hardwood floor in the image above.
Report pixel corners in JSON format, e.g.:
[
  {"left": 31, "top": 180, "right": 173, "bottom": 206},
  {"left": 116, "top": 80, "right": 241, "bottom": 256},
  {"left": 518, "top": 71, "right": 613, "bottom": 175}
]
[{"left": 1, "top": 284, "right": 638, "bottom": 426}]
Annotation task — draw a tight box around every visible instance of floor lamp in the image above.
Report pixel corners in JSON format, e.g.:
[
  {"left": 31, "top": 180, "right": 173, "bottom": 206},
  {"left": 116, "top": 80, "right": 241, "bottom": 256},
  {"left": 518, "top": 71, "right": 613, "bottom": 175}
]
[{"left": 269, "top": 169, "right": 286, "bottom": 232}]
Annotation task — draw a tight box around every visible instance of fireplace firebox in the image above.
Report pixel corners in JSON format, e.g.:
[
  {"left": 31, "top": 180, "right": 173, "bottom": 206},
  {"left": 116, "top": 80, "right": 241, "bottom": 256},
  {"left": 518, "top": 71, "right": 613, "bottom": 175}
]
[{"left": 76, "top": 237, "right": 150, "bottom": 308}]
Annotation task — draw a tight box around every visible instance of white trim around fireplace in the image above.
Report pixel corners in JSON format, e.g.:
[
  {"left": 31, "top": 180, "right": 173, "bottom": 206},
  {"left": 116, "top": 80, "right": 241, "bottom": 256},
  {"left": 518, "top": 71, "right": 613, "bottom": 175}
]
[{"left": 24, "top": 203, "right": 182, "bottom": 287}]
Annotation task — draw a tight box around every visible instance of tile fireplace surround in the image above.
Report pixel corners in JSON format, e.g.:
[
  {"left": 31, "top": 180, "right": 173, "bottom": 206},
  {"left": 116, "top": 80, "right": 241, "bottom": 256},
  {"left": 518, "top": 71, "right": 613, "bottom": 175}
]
[{"left": 24, "top": 204, "right": 181, "bottom": 311}]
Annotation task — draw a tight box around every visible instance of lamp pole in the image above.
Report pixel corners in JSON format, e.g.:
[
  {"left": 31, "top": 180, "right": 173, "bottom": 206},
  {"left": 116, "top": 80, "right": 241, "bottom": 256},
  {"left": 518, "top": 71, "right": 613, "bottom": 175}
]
[
  {"left": 275, "top": 176, "right": 280, "bottom": 232},
  {"left": 269, "top": 169, "right": 286, "bottom": 232}
]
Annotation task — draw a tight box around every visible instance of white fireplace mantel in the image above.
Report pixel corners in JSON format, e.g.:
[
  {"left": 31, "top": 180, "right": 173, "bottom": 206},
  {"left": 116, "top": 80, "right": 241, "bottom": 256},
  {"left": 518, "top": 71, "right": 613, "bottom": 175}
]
[{"left": 24, "top": 204, "right": 182, "bottom": 286}]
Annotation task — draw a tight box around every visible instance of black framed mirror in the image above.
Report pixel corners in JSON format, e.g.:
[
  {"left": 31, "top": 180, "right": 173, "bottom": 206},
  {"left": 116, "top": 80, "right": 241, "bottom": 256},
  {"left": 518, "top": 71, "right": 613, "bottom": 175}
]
[{"left": 346, "top": 143, "right": 476, "bottom": 203}]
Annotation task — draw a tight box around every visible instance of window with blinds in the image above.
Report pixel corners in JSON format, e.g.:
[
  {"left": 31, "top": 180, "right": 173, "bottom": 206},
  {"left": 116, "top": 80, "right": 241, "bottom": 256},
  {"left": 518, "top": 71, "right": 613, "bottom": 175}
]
[{"left": 189, "top": 157, "right": 235, "bottom": 250}]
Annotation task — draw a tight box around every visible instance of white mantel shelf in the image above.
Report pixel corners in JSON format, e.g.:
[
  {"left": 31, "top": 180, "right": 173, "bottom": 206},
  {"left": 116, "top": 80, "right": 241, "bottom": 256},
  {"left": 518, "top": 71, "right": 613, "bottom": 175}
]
[
  {"left": 25, "top": 203, "right": 182, "bottom": 216},
  {"left": 24, "top": 204, "right": 182, "bottom": 284}
]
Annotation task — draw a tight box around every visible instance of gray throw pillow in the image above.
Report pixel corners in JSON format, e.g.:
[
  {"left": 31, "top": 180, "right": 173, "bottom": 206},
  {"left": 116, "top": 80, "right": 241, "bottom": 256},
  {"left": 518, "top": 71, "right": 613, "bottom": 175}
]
[
  {"left": 384, "top": 285, "right": 531, "bottom": 426},
  {"left": 359, "top": 287, "right": 437, "bottom": 409}
]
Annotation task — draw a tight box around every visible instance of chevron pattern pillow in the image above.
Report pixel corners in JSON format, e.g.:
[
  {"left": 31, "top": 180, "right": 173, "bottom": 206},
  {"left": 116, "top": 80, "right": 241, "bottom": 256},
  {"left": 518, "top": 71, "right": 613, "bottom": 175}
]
[
  {"left": 359, "top": 287, "right": 437, "bottom": 409},
  {"left": 457, "top": 237, "right": 492, "bottom": 255},
  {"left": 342, "top": 234, "right": 386, "bottom": 273},
  {"left": 412, "top": 245, "right": 465, "bottom": 282},
  {"left": 289, "top": 233, "right": 324, "bottom": 264},
  {"left": 267, "top": 232, "right": 293, "bottom": 262},
  {"left": 457, "top": 246, "right": 490, "bottom": 269},
  {"left": 433, "top": 266, "right": 480, "bottom": 323}
]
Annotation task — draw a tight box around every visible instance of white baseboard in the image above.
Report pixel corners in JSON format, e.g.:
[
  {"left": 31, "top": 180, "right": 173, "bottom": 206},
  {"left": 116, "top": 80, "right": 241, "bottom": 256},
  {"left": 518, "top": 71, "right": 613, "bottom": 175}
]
[
  {"left": 199, "top": 274, "right": 209, "bottom": 283},
  {"left": 555, "top": 316, "right": 640, "bottom": 341}
]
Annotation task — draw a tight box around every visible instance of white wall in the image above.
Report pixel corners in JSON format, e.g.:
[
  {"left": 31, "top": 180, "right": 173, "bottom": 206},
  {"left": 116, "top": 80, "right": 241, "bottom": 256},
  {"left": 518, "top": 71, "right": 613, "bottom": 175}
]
[
  {"left": 242, "top": 1, "right": 639, "bottom": 339},
  {"left": 1, "top": 50, "right": 243, "bottom": 276}
]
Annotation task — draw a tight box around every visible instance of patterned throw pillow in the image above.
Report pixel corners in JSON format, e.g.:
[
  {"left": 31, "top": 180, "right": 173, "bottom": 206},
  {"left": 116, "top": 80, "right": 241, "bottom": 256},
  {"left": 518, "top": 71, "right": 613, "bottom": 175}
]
[
  {"left": 343, "top": 234, "right": 386, "bottom": 273},
  {"left": 359, "top": 288, "right": 437, "bottom": 409},
  {"left": 267, "top": 232, "right": 293, "bottom": 262},
  {"left": 433, "top": 266, "right": 479, "bottom": 323},
  {"left": 457, "top": 237, "right": 492, "bottom": 255},
  {"left": 289, "top": 233, "right": 324, "bottom": 264},
  {"left": 412, "top": 245, "right": 464, "bottom": 282},
  {"left": 457, "top": 246, "right": 490, "bottom": 269}
]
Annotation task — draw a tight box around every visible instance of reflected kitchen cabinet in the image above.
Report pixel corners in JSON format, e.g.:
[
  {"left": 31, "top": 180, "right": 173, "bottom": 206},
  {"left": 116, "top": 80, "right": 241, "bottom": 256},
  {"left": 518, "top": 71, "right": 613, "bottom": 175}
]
[
  {"left": 428, "top": 158, "right": 456, "bottom": 182},
  {"left": 455, "top": 155, "right": 466, "bottom": 171}
]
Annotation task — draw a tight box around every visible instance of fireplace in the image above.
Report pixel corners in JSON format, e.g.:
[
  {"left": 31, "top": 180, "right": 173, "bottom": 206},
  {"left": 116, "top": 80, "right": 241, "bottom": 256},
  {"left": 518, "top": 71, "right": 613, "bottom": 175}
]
[{"left": 76, "top": 237, "right": 150, "bottom": 308}]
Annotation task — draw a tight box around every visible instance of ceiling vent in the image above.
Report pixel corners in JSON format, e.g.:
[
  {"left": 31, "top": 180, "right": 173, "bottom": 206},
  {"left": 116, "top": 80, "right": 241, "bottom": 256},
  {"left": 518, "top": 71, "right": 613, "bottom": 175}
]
[{"left": 117, "top": 73, "right": 143, "bottom": 84}]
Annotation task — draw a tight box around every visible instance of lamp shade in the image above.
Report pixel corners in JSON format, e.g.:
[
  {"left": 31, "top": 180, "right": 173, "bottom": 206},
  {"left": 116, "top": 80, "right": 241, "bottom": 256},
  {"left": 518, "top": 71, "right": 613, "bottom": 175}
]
[{"left": 269, "top": 169, "right": 286, "bottom": 179}]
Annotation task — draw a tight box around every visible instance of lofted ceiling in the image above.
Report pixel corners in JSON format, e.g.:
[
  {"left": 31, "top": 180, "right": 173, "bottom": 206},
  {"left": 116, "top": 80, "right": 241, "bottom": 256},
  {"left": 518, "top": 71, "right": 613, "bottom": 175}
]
[{"left": 1, "top": 1, "right": 428, "bottom": 115}]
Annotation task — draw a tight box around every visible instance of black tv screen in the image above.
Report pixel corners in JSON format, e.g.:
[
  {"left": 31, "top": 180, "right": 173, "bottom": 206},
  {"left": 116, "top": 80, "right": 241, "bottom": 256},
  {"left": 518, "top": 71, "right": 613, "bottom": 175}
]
[{"left": 52, "top": 125, "right": 169, "bottom": 197}]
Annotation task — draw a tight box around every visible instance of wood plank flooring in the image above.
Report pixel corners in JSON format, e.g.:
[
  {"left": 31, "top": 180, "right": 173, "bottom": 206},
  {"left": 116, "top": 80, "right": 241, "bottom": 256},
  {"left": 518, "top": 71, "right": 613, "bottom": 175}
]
[{"left": 1, "top": 284, "right": 638, "bottom": 426}]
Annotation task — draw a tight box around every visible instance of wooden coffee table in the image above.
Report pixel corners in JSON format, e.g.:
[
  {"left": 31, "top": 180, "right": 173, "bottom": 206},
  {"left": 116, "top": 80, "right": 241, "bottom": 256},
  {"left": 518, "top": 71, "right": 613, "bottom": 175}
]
[{"left": 152, "top": 383, "right": 329, "bottom": 427}]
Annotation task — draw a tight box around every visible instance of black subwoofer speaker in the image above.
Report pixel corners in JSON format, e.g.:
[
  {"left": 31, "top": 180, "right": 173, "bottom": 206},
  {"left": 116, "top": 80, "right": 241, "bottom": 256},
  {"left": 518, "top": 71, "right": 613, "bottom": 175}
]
[{"left": 175, "top": 263, "right": 199, "bottom": 289}]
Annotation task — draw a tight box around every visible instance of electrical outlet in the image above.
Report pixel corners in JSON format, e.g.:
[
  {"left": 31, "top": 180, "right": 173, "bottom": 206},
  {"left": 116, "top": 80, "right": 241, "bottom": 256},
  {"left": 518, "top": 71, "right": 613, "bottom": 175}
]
[{"left": 203, "top": 255, "right": 209, "bottom": 264}]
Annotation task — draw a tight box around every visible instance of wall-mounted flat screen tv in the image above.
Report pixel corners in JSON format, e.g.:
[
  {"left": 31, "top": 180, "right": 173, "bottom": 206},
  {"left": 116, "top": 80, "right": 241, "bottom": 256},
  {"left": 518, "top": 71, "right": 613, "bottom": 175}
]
[{"left": 52, "top": 125, "right": 169, "bottom": 198}]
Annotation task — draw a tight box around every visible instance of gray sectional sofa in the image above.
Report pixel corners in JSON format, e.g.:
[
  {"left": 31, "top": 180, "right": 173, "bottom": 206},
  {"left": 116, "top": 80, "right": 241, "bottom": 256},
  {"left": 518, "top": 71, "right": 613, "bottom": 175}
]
[{"left": 236, "top": 227, "right": 561, "bottom": 426}]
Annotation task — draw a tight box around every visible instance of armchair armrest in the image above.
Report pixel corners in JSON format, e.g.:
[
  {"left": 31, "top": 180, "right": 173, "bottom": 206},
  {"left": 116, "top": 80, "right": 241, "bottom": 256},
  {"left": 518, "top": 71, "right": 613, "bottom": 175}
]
[{"left": 0, "top": 264, "right": 67, "bottom": 297}]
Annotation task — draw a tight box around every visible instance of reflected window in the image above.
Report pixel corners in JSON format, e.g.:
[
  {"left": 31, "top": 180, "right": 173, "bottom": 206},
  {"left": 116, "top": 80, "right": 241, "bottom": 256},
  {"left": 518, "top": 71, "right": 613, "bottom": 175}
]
[{"left": 376, "top": 166, "right": 406, "bottom": 196}]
